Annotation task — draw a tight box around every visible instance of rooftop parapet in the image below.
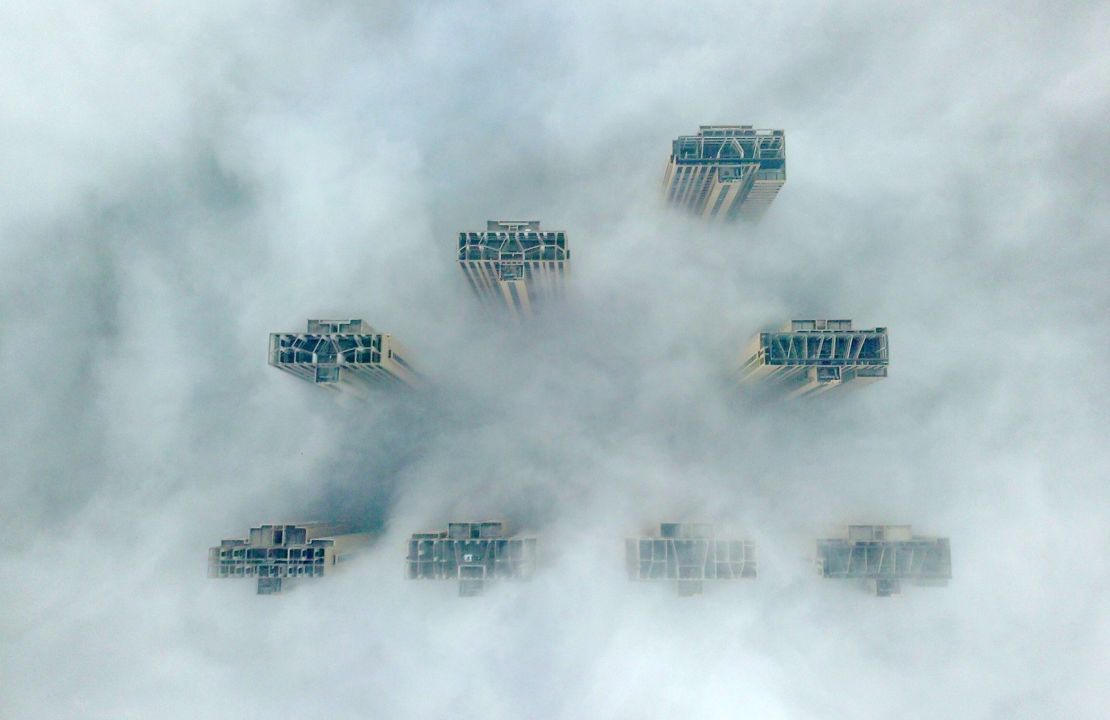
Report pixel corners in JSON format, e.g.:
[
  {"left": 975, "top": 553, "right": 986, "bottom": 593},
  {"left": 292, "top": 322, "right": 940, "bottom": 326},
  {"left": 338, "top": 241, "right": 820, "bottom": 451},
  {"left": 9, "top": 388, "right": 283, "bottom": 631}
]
[
  {"left": 306, "top": 319, "right": 374, "bottom": 334},
  {"left": 208, "top": 523, "right": 369, "bottom": 594},
  {"left": 487, "top": 220, "right": 541, "bottom": 232},
  {"left": 448, "top": 521, "right": 506, "bottom": 539},
  {"left": 659, "top": 522, "right": 715, "bottom": 539},
  {"left": 788, "top": 319, "right": 854, "bottom": 332},
  {"left": 626, "top": 523, "right": 757, "bottom": 596},
  {"left": 817, "top": 525, "right": 952, "bottom": 596},
  {"left": 406, "top": 521, "right": 537, "bottom": 596}
]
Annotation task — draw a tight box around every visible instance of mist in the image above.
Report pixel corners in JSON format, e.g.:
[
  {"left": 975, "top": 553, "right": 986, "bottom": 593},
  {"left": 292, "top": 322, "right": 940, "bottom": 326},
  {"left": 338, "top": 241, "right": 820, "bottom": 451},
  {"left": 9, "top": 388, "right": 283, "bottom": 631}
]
[{"left": 1, "top": 2, "right": 1107, "bottom": 718}]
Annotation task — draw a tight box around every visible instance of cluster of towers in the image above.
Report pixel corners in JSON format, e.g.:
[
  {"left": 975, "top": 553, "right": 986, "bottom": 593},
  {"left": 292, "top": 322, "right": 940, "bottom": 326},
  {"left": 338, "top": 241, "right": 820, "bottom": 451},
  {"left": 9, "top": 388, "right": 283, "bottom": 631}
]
[
  {"left": 210, "top": 521, "right": 951, "bottom": 597},
  {"left": 214, "top": 125, "right": 951, "bottom": 597}
]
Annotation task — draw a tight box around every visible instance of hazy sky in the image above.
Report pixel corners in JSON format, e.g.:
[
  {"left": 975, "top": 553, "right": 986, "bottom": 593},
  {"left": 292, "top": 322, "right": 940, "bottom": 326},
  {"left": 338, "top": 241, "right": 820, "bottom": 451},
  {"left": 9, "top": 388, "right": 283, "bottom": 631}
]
[{"left": 1, "top": 2, "right": 1108, "bottom": 718}]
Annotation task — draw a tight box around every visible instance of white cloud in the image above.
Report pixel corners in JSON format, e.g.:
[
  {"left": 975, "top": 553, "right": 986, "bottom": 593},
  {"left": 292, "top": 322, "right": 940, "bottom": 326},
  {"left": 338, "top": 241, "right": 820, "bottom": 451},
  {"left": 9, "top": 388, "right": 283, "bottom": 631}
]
[{"left": 1, "top": 2, "right": 1107, "bottom": 718}]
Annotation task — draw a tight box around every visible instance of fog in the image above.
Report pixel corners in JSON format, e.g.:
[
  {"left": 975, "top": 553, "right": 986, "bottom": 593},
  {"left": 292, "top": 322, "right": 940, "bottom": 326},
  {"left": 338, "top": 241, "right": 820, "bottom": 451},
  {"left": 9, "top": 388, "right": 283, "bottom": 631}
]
[{"left": 1, "top": 2, "right": 1107, "bottom": 718}]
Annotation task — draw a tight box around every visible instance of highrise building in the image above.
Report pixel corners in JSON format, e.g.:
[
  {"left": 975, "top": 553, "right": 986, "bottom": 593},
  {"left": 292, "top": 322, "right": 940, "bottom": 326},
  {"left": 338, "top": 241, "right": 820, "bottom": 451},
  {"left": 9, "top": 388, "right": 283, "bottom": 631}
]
[
  {"left": 268, "top": 319, "right": 417, "bottom": 391},
  {"left": 738, "top": 319, "right": 889, "bottom": 398},
  {"left": 626, "top": 523, "right": 757, "bottom": 596},
  {"left": 817, "top": 525, "right": 952, "bottom": 596},
  {"left": 406, "top": 521, "right": 537, "bottom": 596},
  {"left": 208, "top": 523, "right": 370, "bottom": 594},
  {"left": 458, "top": 220, "right": 569, "bottom": 316},
  {"left": 662, "top": 125, "right": 786, "bottom": 221}
]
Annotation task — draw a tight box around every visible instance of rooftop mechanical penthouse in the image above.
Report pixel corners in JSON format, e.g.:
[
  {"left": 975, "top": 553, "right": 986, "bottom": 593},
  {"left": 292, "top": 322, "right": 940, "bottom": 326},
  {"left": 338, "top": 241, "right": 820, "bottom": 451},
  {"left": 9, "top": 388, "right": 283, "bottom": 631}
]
[
  {"left": 208, "top": 523, "right": 369, "bottom": 595},
  {"left": 406, "top": 522, "right": 537, "bottom": 596},
  {"left": 662, "top": 125, "right": 786, "bottom": 222},
  {"left": 458, "top": 220, "right": 569, "bottom": 316},
  {"left": 817, "top": 525, "right": 952, "bottom": 597},
  {"left": 268, "top": 319, "right": 417, "bottom": 392},
  {"left": 626, "top": 523, "right": 757, "bottom": 596},
  {"left": 738, "top": 319, "right": 889, "bottom": 398}
]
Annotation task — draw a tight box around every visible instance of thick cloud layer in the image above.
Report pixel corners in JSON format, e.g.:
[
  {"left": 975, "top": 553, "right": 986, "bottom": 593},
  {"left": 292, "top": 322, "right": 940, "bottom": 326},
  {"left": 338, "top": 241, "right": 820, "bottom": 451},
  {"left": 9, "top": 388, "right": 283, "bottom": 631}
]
[{"left": 1, "top": 2, "right": 1107, "bottom": 718}]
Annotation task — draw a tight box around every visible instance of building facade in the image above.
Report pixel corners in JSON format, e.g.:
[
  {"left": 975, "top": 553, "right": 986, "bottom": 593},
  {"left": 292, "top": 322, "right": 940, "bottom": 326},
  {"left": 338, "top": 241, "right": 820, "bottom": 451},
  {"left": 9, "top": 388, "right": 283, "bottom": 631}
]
[
  {"left": 738, "top": 319, "right": 889, "bottom": 398},
  {"left": 208, "top": 523, "right": 370, "bottom": 594},
  {"left": 458, "top": 220, "right": 569, "bottom": 316},
  {"left": 268, "top": 319, "right": 417, "bottom": 391},
  {"left": 626, "top": 523, "right": 757, "bottom": 596},
  {"left": 662, "top": 125, "right": 786, "bottom": 222},
  {"left": 406, "top": 521, "right": 537, "bottom": 596},
  {"left": 817, "top": 525, "right": 952, "bottom": 596}
]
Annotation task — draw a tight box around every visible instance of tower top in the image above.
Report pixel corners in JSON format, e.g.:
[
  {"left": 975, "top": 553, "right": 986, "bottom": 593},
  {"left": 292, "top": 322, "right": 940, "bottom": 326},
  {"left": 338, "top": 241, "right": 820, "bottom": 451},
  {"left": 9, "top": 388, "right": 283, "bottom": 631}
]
[
  {"left": 788, "top": 319, "right": 854, "bottom": 332},
  {"left": 305, "top": 319, "right": 375, "bottom": 334},
  {"left": 486, "top": 220, "right": 542, "bottom": 232}
]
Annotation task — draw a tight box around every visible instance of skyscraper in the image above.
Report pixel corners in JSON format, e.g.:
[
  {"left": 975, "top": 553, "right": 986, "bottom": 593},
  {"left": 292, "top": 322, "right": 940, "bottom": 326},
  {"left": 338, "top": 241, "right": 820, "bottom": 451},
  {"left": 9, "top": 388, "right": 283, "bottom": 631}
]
[
  {"left": 626, "top": 523, "right": 757, "bottom": 596},
  {"left": 406, "top": 521, "right": 537, "bottom": 596},
  {"left": 208, "top": 523, "right": 370, "bottom": 594},
  {"left": 817, "top": 525, "right": 952, "bottom": 596},
  {"left": 458, "top": 220, "right": 569, "bottom": 316},
  {"left": 268, "top": 319, "right": 417, "bottom": 391},
  {"left": 662, "top": 125, "right": 786, "bottom": 221},
  {"left": 738, "top": 319, "right": 889, "bottom": 398}
]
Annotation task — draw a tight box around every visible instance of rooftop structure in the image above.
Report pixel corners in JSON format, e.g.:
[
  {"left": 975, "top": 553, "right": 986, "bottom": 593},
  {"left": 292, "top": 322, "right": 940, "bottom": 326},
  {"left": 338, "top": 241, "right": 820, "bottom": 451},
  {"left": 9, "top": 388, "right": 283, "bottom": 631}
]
[
  {"left": 208, "top": 523, "right": 370, "bottom": 594},
  {"left": 458, "top": 220, "right": 569, "bottom": 316},
  {"left": 268, "top": 319, "right": 417, "bottom": 392},
  {"left": 662, "top": 125, "right": 786, "bottom": 222},
  {"left": 817, "top": 525, "right": 952, "bottom": 596},
  {"left": 626, "top": 523, "right": 757, "bottom": 596},
  {"left": 738, "top": 319, "right": 889, "bottom": 398},
  {"left": 406, "top": 521, "right": 537, "bottom": 596}
]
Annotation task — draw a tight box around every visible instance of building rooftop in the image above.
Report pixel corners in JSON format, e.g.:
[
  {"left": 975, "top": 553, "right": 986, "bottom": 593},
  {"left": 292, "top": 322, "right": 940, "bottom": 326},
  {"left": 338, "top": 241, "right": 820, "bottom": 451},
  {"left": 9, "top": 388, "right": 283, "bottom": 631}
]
[
  {"left": 268, "top": 319, "right": 415, "bottom": 388},
  {"left": 626, "top": 523, "right": 757, "bottom": 596},
  {"left": 817, "top": 525, "right": 952, "bottom": 596},
  {"left": 738, "top": 320, "right": 889, "bottom": 397},
  {"left": 457, "top": 221, "right": 570, "bottom": 314},
  {"left": 208, "top": 523, "right": 369, "bottom": 594},
  {"left": 755, "top": 320, "right": 889, "bottom": 367},
  {"left": 671, "top": 126, "right": 785, "bottom": 169},
  {"left": 458, "top": 221, "right": 569, "bottom": 263},
  {"left": 406, "top": 521, "right": 537, "bottom": 596}
]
